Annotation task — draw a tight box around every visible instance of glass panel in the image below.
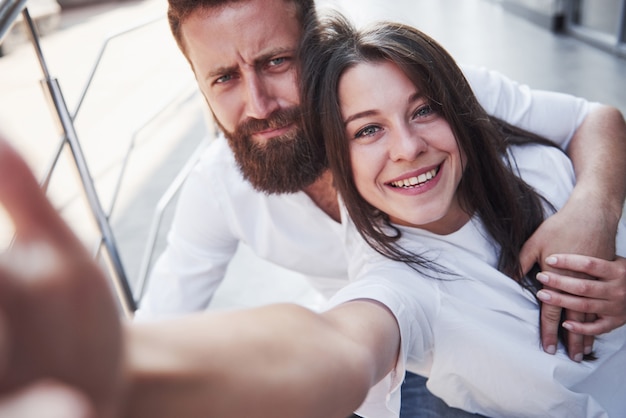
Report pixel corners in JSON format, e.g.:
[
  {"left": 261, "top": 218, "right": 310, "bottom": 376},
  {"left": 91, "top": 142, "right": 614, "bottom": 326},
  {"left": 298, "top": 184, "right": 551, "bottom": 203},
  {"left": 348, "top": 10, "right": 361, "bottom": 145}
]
[{"left": 576, "top": 0, "right": 622, "bottom": 36}]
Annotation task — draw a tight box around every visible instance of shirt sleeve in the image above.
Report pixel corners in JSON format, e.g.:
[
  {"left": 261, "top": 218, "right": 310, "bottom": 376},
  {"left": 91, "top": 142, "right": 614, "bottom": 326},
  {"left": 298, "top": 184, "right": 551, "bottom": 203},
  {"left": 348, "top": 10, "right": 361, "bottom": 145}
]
[
  {"left": 461, "top": 64, "right": 598, "bottom": 150},
  {"left": 135, "top": 144, "right": 239, "bottom": 320},
  {"left": 325, "top": 260, "right": 438, "bottom": 417}
]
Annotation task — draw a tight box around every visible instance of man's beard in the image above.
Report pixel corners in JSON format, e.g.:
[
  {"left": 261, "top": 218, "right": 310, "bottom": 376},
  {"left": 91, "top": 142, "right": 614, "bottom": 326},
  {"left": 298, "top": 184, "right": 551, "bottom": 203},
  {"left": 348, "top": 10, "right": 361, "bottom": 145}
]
[{"left": 218, "top": 106, "right": 327, "bottom": 194}]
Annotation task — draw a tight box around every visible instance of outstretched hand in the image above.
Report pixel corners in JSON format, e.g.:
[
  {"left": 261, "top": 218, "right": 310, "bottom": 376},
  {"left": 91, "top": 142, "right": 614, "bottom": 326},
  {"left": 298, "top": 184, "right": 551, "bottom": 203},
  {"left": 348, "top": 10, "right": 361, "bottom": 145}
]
[
  {"left": 0, "top": 380, "right": 95, "bottom": 418},
  {"left": 520, "top": 197, "right": 619, "bottom": 361},
  {"left": 0, "top": 137, "right": 125, "bottom": 417}
]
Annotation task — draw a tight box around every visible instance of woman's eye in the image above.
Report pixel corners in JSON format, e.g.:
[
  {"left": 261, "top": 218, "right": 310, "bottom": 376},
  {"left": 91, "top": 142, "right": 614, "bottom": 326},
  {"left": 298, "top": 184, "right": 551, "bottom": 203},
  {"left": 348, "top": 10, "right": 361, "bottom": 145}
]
[
  {"left": 354, "top": 125, "right": 380, "bottom": 138},
  {"left": 413, "top": 104, "right": 434, "bottom": 119}
]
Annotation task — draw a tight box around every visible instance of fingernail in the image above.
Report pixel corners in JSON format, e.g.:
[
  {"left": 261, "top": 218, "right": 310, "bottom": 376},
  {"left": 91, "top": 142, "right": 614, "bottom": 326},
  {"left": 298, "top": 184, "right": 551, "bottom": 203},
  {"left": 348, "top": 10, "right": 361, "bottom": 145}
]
[
  {"left": 545, "top": 256, "right": 558, "bottom": 265},
  {"left": 584, "top": 346, "right": 593, "bottom": 355},
  {"left": 574, "top": 353, "right": 583, "bottom": 362},
  {"left": 545, "top": 345, "right": 556, "bottom": 355},
  {"left": 536, "top": 272, "right": 549, "bottom": 283},
  {"left": 537, "top": 289, "right": 551, "bottom": 301},
  {"left": 562, "top": 322, "right": 573, "bottom": 331}
]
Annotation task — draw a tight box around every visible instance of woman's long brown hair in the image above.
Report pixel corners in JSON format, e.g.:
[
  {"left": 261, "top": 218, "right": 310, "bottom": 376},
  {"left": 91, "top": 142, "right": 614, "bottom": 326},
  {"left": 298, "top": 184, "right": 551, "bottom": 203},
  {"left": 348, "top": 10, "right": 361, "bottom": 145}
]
[{"left": 299, "top": 13, "right": 581, "bottom": 353}]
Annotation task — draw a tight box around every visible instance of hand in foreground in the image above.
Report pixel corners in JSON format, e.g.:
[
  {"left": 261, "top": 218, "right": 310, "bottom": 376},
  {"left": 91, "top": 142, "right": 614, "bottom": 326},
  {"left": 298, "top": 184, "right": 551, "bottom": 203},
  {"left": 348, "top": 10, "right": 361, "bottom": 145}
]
[
  {"left": 520, "top": 198, "right": 618, "bottom": 361},
  {"left": 0, "top": 380, "right": 95, "bottom": 418},
  {"left": 536, "top": 254, "right": 626, "bottom": 335},
  {"left": 0, "top": 137, "right": 125, "bottom": 418}
]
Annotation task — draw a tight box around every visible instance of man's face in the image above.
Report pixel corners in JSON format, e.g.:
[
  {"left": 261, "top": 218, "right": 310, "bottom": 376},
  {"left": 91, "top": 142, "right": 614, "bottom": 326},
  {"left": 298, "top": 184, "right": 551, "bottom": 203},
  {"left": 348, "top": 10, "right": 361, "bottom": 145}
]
[{"left": 181, "top": 0, "right": 325, "bottom": 193}]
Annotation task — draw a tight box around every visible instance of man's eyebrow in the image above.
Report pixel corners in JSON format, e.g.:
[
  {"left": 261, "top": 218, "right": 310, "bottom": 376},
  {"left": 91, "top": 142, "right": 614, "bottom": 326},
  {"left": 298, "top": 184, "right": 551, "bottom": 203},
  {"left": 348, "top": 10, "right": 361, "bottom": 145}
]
[
  {"left": 253, "top": 47, "right": 296, "bottom": 66},
  {"left": 205, "top": 47, "right": 295, "bottom": 81}
]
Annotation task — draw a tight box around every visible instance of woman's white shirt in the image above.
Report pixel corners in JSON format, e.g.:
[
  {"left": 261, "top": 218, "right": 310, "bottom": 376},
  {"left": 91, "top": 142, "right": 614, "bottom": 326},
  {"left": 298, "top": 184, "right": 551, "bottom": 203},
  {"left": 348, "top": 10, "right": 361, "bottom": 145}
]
[{"left": 328, "top": 144, "right": 626, "bottom": 417}]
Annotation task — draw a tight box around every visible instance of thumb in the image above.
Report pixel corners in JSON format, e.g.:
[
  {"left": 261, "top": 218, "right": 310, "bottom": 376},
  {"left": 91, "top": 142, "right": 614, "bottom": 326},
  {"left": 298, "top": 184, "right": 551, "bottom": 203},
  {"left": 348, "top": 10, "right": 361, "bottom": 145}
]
[{"left": 519, "top": 234, "right": 540, "bottom": 277}]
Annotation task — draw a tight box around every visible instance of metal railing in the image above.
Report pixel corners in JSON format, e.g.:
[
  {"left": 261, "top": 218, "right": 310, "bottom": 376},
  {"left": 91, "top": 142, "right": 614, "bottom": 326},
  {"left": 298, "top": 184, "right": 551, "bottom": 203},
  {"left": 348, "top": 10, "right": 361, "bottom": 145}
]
[
  {"left": 1, "top": 0, "right": 208, "bottom": 317},
  {"left": 0, "top": 0, "right": 28, "bottom": 42}
]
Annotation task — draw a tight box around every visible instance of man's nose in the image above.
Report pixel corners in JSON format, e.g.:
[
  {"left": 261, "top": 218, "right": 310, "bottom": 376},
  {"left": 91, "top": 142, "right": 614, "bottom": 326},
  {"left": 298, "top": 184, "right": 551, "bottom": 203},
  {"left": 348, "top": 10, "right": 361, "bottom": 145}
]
[{"left": 244, "top": 74, "right": 280, "bottom": 120}]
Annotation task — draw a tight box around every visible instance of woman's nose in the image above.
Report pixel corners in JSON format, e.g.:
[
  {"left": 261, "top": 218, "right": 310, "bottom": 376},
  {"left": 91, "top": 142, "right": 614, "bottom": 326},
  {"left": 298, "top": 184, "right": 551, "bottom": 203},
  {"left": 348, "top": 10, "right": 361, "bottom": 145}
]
[{"left": 388, "top": 125, "right": 427, "bottom": 162}]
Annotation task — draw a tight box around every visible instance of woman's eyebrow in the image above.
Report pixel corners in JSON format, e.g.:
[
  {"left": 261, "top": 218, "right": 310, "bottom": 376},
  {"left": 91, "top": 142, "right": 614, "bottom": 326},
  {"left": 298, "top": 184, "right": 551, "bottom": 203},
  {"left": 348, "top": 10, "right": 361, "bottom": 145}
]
[
  {"left": 344, "top": 90, "right": 423, "bottom": 125},
  {"left": 408, "top": 91, "right": 424, "bottom": 104},
  {"left": 344, "top": 109, "right": 380, "bottom": 126}
]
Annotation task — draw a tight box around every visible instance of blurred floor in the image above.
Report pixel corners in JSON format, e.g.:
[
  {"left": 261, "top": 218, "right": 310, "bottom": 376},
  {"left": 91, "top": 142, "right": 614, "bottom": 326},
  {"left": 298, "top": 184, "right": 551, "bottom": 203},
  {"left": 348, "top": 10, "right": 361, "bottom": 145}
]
[{"left": 0, "top": 0, "right": 624, "bottom": 313}]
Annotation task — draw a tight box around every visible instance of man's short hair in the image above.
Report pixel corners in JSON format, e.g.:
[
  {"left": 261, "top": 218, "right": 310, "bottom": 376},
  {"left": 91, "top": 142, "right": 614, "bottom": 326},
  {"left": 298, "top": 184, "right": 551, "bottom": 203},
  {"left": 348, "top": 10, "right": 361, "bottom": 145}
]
[{"left": 167, "top": 0, "right": 316, "bottom": 58}]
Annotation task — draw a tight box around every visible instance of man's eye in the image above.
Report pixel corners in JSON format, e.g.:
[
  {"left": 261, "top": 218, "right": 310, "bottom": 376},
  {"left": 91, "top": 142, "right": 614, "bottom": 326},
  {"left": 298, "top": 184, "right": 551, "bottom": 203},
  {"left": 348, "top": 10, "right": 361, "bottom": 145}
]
[
  {"left": 269, "top": 57, "right": 286, "bottom": 66},
  {"left": 355, "top": 125, "right": 380, "bottom": 138},
  {"left": 215, "top": 74, "right": 234, "bottom": 85}
]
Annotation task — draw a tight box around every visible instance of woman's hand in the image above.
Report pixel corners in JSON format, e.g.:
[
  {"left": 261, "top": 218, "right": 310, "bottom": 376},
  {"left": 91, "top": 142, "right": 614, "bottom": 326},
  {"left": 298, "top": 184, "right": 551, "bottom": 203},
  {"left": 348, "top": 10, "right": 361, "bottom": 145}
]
[{"left": 0, "top": 137, "right": 126, "bottom": 418}]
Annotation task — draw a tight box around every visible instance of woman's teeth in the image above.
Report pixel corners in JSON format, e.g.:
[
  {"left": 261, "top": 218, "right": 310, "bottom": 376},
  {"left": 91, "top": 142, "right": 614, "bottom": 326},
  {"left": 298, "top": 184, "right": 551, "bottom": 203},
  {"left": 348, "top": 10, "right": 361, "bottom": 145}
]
[{"left": 390, "top": 167, "right": 438, "bottom": 188}]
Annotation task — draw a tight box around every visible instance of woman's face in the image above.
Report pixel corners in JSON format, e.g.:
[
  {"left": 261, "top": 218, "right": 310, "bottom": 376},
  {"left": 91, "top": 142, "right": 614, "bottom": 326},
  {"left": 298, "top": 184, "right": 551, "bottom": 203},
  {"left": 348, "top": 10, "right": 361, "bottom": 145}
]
[{"left": 339, "top": 60, "right": 468, "bottom": 234}]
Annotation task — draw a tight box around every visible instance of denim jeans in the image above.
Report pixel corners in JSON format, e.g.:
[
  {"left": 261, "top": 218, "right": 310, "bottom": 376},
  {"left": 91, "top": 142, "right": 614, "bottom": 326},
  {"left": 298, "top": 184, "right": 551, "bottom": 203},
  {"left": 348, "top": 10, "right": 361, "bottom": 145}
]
[
  {"left": 349, "top": 372, "right": 486, "bottom": 418},
  {"left": 400, "top": 372, "right": 486, "bottom": 418}
]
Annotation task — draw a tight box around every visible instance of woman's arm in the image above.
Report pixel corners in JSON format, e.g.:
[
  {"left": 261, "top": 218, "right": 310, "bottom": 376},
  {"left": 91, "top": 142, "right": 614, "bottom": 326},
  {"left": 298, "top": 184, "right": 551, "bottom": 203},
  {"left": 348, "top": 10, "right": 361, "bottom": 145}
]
[
  {"left": 0, "top": 135, "right": 399, "bottom": 418},
  {"left": 125, "top": 301, "right": 399, "bottom": 418},
  {"left": 0, "top": 138, "right": 125, "bottom": 418}
]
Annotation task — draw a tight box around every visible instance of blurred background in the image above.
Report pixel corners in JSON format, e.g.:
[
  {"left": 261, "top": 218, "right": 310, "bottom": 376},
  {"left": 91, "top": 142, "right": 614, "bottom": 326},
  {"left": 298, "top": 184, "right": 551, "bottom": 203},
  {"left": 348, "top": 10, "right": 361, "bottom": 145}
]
[{"left": 0, "top": 0, "right": 625, "bottom": 314}]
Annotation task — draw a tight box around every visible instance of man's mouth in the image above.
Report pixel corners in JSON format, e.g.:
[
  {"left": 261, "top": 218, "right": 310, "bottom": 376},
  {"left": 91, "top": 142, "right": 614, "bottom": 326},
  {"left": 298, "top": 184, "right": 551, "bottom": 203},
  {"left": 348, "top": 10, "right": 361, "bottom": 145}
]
[
  {"left": 388, "top": 166, "right": 440, "bottom": 189},
  {"left": 252, "top": 123, "right": 295, "bottom": 140}
]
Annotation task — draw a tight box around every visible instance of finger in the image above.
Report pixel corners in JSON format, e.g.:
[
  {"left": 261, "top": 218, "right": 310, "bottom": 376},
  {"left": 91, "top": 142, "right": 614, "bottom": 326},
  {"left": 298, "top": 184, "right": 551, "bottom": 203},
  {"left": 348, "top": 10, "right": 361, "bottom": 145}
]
[
  {"left": 0, "top": 140, "right": 67, "bottom": 241},
  {"left": 536, "top": 287, "right": 617, "bottom": 316},
  {"left": 562, "top": 316, "right": 625, "bottom": 336},
  {"left": 582, "top": 313, "right": 595, "bottom": 355},
  {"left": 0, "top": 241, "right": 63, "bottom": 284},
  {"left": 519, "top": 237, "right": 540, "bottom": 276},
  {"left": 536, "top": 284, "right": 625, "bottom": 317},
  {"left": 539, "top": 302, "right": 561, "bottom": 354},
  {"left": 0, "top": 380, "right": 95, "bottom": 418},
  {"left": 536, "top": 272, "right": 609, "bottom": 299},
  {"left": 565, "top": 309, "right": 585, "bottom": 362},
  {"left": 545, "top": 254, "right": 620, "bottom": 281}
]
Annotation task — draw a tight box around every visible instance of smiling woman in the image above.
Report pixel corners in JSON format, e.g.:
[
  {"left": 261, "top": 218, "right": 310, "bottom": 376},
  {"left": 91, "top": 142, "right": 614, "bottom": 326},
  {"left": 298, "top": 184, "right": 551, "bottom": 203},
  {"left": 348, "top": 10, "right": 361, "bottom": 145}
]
[
  {"left": 299, "top": 11, "right": 626, "bottom": 417},
  {"left": 302, "top": 13, "right": 559, "bottom": 279}
]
